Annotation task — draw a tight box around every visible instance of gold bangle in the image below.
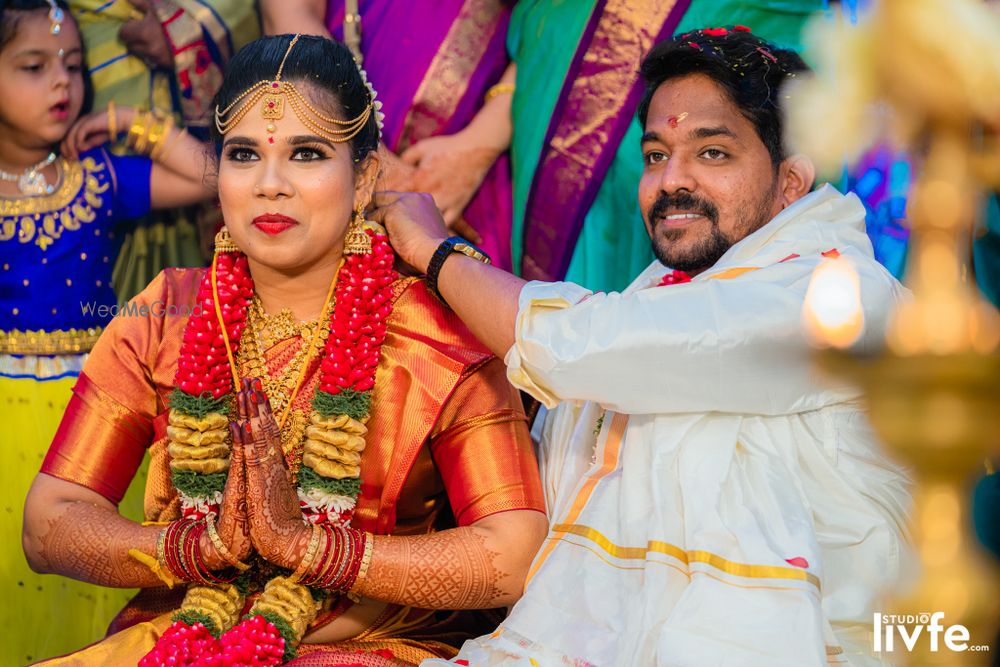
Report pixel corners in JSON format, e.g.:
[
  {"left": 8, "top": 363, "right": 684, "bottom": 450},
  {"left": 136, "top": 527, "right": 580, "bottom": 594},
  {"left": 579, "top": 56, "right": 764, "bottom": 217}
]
[
  {"left": 290, "top": 523, "right": 322, "bottom": 583},
  {"left": 484, "top": 82, "right": 515, "bottom": 103},
  {"left": 148, "top": 115, "right": 175, "bottom": 160},
  {"left": 206, "top": 517, "right": 251, "bottom": 571},
  {"left": 347, "top": 531, "right": 374, "bottom": 602},
  {"left": 156, "top": 524, "right": 169, "bottom": 571},
  {"left": 107, "top": 101, "right": 117, "bottom": 142},
  {"left": 127, "top": 111, "right": 153, "bottom": 154}
]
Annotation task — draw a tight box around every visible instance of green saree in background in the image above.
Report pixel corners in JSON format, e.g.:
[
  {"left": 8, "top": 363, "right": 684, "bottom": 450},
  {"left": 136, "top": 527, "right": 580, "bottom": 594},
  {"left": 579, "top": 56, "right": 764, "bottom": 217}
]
[{"left": 508, "top": 0, "right": 825, "bottom": 293}]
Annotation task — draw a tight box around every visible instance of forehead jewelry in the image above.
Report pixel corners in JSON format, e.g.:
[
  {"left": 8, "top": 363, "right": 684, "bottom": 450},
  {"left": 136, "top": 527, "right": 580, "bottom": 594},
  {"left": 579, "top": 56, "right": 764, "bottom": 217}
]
[
  {"left": 46, "top": 0, "right": 64, "bottom": 35},
  {"left": 214, "top": 34, "right": 384, "bottom": 144}
]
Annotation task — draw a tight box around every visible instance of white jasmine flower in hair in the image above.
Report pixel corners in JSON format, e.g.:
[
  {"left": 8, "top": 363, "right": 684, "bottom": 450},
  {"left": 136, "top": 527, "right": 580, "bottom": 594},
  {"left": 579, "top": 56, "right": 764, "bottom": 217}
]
[{"left": 356, "top": 65, "right": 385, "bottom": 136}]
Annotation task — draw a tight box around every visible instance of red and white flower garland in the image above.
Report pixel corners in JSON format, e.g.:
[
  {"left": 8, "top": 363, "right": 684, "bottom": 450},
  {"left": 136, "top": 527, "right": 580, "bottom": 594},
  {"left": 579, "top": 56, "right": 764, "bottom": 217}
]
[{"left": 143, "top": 226, "right": 397, "bottom": 666}]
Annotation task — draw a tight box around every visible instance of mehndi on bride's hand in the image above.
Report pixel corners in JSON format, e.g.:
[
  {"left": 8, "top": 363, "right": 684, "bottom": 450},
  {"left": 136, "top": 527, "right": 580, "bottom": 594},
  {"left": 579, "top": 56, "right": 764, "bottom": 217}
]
[
  {"left": 239, "top": 378, "right": 312, "bottom": 570},
  {"left": 199, "top": 420, "right": 253, "bottom": 570}
]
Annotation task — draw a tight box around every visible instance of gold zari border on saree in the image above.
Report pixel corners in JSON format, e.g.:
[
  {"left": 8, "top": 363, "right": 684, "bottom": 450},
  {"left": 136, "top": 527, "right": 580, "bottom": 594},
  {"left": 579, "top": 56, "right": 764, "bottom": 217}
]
[{"left": 0, "top": 326, "right": 104, "bottom": 355}]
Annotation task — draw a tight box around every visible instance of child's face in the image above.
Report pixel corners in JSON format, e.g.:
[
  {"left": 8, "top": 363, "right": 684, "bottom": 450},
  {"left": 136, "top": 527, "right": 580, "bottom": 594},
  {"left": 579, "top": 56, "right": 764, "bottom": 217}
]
[{"left": 0, "top": 11, "right": 85, "bottom": 150}]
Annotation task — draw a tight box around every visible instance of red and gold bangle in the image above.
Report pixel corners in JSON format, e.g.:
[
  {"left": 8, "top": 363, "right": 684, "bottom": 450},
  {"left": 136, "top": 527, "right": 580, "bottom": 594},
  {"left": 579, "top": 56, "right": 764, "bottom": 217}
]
[
  {"left": 313, "top": 526, "right": 343, "bottom": 589},
  {"left": 316, "top": 526, "right": 367, "bottom": 592},
  {"left": 182, "top": 520, "right": 202, "bottom": 581},
  {"left": 347, "top": 532, "right": 374, "bottom": 601},
  {"left": 299, "top": 524, "right": 334, "bottom": 587},
  {"left": 339, "top": 529, "right": 366, "bottom": 592},
  {"left": 314, "top": 525, "right": 345, "bottom": 589},
  {"left": 163, "top": 520, "right": 187, "bottom": 581},
  {"left": 319, "top": 527, "right": 354, "bottom": 590},
  {"left": 163, "top": 519, "right": 196, "bottom": 582},
  {"left": 190, "top": 522, "right": 238, "bottom": 584}
]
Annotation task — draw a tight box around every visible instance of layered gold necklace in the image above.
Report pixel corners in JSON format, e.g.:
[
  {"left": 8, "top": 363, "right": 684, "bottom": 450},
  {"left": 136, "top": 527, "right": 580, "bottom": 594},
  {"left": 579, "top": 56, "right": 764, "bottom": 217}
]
[{"left": 238, "top": 292, "right": 334, "bottom": 472}]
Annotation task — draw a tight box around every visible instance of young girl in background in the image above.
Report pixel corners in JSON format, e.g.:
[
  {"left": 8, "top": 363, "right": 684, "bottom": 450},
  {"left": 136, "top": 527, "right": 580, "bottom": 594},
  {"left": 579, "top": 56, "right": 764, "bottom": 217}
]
[{"left": 0, "top": 1, "right": 214, "bottom": 662}]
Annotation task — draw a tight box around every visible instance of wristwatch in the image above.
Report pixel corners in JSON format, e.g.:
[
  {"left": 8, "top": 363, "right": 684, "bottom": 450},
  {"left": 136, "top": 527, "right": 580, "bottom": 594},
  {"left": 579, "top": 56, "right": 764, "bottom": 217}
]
[{"left": 425, "top": 236, "right": 491, "bottom": 308}]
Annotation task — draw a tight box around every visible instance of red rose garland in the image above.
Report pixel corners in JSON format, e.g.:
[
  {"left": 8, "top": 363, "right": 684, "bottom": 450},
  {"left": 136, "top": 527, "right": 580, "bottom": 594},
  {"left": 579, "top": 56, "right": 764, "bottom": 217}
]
[
  {"left": 177, "top": 251, "right": 253, "bottom": 401},
  {"left": 147, "top": 227, "right": 397, "bottom": 666}
]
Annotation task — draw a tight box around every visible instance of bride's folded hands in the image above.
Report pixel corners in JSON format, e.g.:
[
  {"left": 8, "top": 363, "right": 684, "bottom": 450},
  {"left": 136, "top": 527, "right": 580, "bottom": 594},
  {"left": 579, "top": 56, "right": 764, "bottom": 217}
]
[{"left": 236, "top": 378, "right": 314, "bottom": 570}]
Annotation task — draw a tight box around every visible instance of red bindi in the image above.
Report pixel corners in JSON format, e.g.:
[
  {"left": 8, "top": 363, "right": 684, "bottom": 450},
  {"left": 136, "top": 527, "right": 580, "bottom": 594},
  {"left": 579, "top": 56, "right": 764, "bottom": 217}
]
[
  {"left": 268, "top": 136, "right": 275, "bottom": 144},
  {"left": 667, "top": 112, "right": 688, "bottom": 128}
]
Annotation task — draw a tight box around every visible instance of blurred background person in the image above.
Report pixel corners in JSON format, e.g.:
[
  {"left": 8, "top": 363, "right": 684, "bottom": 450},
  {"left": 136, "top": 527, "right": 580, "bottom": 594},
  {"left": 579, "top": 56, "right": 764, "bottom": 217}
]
[
  {"left": 1, "top": 0, "right": 255, "bottom": 662},
  {"left": 71, "top": 0, "right": 258, "bottom": 295},
  {"left": 261, "top": 0, "right": 517, "bottom": 270}
]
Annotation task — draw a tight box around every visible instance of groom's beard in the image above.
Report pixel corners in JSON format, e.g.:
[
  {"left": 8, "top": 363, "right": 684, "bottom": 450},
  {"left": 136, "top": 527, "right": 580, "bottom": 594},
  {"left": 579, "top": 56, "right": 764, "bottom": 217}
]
[{"left": 647, "top": 183, "right": 777, "bottom": 273}]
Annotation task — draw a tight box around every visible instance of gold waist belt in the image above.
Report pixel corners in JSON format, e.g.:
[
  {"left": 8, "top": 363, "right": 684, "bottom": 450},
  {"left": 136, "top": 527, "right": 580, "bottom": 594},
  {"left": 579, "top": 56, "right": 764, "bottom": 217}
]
[{"left": 0, "top": 327, "right": 104, "bottom": 355}]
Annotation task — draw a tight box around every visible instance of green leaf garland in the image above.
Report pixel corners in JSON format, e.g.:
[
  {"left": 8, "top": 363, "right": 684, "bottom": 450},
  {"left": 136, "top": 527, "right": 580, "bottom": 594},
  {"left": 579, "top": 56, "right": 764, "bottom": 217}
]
[
  {"left": 297, "top": 466, "right": 361, "bottom": 498},
  {"left": 172, "top": 609, "right": 219, "bottom": 637},
  {"left": 311, "top": 388, "right": 370, "bottom": 420},
  {"left": 169, "top": 389, "right": 231, "bottom": 419},
  {"left": 171, "top": 471, "right": 227, "bottom": 498}
]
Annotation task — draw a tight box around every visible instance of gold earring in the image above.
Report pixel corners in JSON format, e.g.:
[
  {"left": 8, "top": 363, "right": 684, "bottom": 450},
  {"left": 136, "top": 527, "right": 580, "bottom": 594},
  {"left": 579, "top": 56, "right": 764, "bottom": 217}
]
[
  {"left": 214, "top": 226, "right": 240, "bottom": 254},
  {"left": 344, "top": 202, "right": 372, "bottom": 255}
]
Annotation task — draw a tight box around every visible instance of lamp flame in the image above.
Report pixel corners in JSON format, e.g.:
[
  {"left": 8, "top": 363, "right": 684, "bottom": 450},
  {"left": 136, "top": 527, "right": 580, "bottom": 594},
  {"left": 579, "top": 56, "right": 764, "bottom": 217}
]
[{"left": 802, "top": 256, "right": 865, "bottom": 349}]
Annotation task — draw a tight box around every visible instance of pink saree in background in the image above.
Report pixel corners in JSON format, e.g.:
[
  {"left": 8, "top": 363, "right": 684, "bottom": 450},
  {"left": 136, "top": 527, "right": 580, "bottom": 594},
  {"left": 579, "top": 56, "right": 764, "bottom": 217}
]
[{"left": 327, "top": 0, "right": 515, "bottom": 270}]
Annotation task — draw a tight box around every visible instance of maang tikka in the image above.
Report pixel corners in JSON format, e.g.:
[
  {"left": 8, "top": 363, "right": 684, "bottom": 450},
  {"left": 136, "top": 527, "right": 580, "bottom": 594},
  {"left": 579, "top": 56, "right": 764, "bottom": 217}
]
[{"left": 213, "top": 34, "right": 385, "bottom": 144}]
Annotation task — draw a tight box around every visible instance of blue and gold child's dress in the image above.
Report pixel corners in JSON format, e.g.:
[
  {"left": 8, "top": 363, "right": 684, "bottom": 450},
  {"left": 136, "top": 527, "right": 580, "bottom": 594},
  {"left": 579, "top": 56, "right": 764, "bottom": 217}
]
[{"left": 0, "top": 147, "right": 152, "bottom": 665}]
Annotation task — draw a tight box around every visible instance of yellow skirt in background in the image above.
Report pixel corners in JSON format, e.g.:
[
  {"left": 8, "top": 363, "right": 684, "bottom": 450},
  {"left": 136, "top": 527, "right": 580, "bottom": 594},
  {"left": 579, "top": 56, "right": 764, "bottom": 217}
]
[{"left": 0, "top": 356, "right": 147, "bottom": 665}]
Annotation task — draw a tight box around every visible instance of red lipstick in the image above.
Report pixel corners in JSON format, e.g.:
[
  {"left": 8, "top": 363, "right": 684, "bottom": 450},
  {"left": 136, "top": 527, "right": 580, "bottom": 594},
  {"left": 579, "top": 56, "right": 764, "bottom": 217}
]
[{"left": 252, "top": 213, "right": 298, "bottom": 235}]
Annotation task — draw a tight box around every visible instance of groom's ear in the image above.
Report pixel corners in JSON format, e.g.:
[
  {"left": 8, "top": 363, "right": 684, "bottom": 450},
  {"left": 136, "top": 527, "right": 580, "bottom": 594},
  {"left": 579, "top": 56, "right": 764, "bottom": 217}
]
[{"left": 777, "top": 154, "right": 816, "bottom": 208}]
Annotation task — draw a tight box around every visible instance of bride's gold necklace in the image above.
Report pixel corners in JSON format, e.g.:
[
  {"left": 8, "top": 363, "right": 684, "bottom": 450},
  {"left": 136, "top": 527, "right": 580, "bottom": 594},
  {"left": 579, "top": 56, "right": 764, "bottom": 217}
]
[{"left": 237, "top": 274, "right": 339, "bottom": 465}]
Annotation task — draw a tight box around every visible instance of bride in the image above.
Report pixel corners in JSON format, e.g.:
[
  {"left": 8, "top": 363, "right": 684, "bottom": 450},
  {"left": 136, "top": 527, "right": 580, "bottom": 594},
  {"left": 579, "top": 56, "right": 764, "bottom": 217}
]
[{"left": 23, "top": 34, "right": 547, "bottom": 666}]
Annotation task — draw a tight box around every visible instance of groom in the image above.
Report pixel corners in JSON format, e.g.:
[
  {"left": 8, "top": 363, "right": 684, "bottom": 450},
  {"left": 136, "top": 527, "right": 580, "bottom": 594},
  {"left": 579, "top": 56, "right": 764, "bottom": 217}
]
[{"left": 374, "top": 26, "right": 911, "bottom": 667}]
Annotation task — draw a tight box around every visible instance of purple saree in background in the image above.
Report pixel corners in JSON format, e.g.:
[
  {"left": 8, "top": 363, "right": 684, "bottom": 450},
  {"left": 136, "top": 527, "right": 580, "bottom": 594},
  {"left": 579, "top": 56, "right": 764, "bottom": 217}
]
[{"left": 327, "top": 0, "right": 515, "bottom": 270}]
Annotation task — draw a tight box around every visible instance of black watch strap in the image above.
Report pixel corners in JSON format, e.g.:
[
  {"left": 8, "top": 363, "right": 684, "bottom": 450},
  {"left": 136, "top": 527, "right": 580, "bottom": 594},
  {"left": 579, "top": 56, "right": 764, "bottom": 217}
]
[{"left": 425, "top": 236, "right": 491, "bottom": 308}]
